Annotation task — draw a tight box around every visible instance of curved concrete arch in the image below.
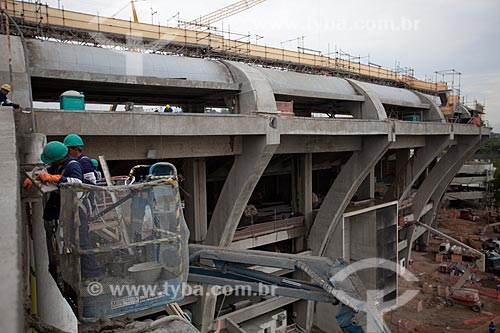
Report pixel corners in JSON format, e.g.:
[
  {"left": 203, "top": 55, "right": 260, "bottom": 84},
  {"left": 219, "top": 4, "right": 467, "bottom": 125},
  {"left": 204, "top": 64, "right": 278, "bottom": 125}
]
[
  {"left": 198, "top": 61, "right": 279, "bottom": 332},
  {"left": 416, "top": 137, "right": 485, "bottom": 238},
  {"left": 384, "top": 136, "right": 452, "bottom": 202},
  {"left": 221, "top": 61, "right": 278, "bottom": 114},
  {"left": 347, "top": 79, "right": 387, "bottom": 120},
  {"left": 405, "top": 136, "right": 482, "bottom": 264},
  {"left": 411, "top": 136, "right": 481, "bottom": 222},
  {"left": 414, "top": 91, "right": 446, "bottom": 123},
  {"left": 308, "top": 136, "right": 391, "bottom": 256}
]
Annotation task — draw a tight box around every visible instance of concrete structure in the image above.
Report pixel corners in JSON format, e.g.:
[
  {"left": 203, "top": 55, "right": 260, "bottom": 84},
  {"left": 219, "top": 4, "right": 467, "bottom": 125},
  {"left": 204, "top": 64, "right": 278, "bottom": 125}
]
[
  {"left": 0, "top": 33, "right": 490, "bottom": 333},
  {"left": 0, "top": 108, "right": 23, "bottom": 333}
]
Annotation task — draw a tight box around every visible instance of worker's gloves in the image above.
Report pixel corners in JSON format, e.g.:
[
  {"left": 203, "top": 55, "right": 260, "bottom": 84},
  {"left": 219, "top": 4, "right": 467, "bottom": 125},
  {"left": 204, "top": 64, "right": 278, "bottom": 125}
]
[
  {"left": 36, "top": 173, "right": 62, "bottom": 184},
  {"left": 23, "top": 178, "right": 33, "bottom": 190}
]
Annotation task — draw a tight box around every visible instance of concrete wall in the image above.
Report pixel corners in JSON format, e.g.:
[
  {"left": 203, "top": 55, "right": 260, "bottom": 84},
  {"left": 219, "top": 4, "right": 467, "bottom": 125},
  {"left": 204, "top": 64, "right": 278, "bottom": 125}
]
[
  {"left": 0, "top": 107, "right": 23, "bottom": 332},
  {"left": 343, "top": 203, "right": 398, "bottom": 300}
]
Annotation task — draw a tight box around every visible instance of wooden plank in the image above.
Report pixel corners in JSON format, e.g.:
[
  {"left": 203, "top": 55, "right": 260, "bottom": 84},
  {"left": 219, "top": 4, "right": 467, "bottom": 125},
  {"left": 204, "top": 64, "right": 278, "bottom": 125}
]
[{"left": 98, "top": 156, "right": 134, "bottom": 254}]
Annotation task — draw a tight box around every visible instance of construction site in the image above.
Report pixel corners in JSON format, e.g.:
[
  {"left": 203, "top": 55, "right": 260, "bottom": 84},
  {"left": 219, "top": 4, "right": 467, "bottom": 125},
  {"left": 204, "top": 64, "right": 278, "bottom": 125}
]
[{"left": 0, "top": 0, "right": 497, "bottom": 332}]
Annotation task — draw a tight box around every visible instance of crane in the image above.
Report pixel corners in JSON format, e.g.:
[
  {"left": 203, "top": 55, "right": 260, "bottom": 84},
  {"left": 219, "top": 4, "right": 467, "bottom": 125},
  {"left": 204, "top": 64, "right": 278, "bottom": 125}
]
[
  {"left": 110, "top": 0, "right": 146, "bottom": 23},
  {"left": 130, "top": 0, "right": 139, "bottom": 23},
  {"left": 180, "top": 0, "right": 267, "bottom": 30}
]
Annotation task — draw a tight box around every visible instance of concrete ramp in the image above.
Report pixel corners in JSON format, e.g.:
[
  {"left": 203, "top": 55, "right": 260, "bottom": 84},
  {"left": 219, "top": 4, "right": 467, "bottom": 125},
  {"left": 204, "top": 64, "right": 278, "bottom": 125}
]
[{"left": 0, "top": 107, "right": 22, "bottom": 332}]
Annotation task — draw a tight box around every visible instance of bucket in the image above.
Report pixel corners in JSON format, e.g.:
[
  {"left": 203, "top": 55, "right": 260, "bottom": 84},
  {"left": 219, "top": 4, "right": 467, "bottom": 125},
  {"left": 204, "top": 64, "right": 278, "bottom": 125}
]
[{"left": 128, "top": 262, "right": 163, "bottom": 285}]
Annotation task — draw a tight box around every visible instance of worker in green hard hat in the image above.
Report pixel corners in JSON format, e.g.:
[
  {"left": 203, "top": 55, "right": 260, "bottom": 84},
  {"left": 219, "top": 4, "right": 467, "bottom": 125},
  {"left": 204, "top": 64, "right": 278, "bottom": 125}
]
[
  {"left": 28, "top": 141, "right": 101, "bottom": 279},
  {"left": 23, "top": 141, "right": 83, "bottom": 190},
  {"left": 64, "top": 134, "right": 96, "bottom": 185},
  {"left": 91, "top": 159, "right": 102, "bottom": 180}
]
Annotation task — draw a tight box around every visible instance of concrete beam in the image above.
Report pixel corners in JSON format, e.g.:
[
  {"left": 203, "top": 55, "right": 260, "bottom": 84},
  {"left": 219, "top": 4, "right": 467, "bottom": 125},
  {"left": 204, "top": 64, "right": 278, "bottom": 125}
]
[
  {"left": 0, "top": 108, "right": 23, "bottom": 333},
  {"left": 184, "top": 158, "right": 208, "bottom": 243},
  {"left": 278, "top": 118, "right": 391, "bottom": 136},
  {"left": 69, "top": 136, "right": 242, "bottom": 160},
  {"left": 19, "top": 111, "right": 490, "bottom": 140},
  {"left": 20, "top": 111, "right": 270, "bottom": 137},
  {"left": 389, "top": 135, "right": 426, "bottom": 149},
  {"left": 309, "top": 135, "right": 391, "bottom": 256},
  {"left": 29, "top": 68, "right": 239, "bottom": 92},
  {"left": 277, "top": 136, "right": 361, "bottom": 154},
  {"left": 385, "top": 136, "right": 451, "bottom": 202},
  {"left": 230, "top": 227, "right": 305, "bottom": 250},
  {"left": 218, "top": 297, "right": 296, "bottom": 328}
]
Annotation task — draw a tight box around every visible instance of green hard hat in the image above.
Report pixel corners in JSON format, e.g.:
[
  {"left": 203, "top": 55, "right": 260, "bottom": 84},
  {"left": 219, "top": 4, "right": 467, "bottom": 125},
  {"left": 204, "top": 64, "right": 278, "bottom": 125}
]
[
  {"left": 63, "top": 134, "right": 84, "bottom": 147},
  {"left": 91, "top": 159, "right": 99, "bottom": 168},
  {"left": 41, "top": 141, "right": 68, "bottom": 164}
]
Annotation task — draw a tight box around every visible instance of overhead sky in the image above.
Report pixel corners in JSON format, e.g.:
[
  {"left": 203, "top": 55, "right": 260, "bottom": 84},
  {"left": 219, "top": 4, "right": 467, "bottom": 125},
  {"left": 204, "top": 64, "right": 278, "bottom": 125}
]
[{"left": 42, "top": 0, "right": 500, "bottom": 130}]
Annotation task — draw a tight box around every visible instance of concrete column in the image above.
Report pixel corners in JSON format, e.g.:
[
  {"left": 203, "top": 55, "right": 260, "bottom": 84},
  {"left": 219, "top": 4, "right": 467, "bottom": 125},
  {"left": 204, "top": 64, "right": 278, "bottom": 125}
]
[
  {"left": 184, "top": 158, "right": 208, "bottom": 243},
  {"left": 384, "top": 136, "right": 451, "bottom": 202},
  {"left": 194, "top": 60, "right": 279, "bottom": 333},
  {"left": 196, "top": 134, "right": 279, "bottom": 332},
  {"left": 355, "top": 169, "right": 375, "bottom": 201},
  {"left": 309, "top": 136, "right": 391, "bottom": 257},
  {"left": 405, "top": 136, "right": 482, "bottom": 264},
  {"left": 395, "top": 149, "right": 411, "bottom": 179},
  {"left": 191, "top": 285, "right": 218, "bottom": 330},
  {"left": 418, "top": 137, "right": 485, "bottom": 249},
  {"left": 0, "top": 108, "right": 23, "bottom": 333},
  {"left": 31, "top": 197, "right": 78, "bottom": 332},
  {"left": 292, "top": 153, "right": 313, "bottom": 231},
  {"left": 205, "top": 135, "right": 279, "bottom": 247},
  {"left": 305, "top": 136, "right": 390, "bottom": 333},
  {"left": 291, "top": 154, "right": 313, "bottom": 328},
  {"left": 412, "top": 136, "right": 480, "bottom": 222}
]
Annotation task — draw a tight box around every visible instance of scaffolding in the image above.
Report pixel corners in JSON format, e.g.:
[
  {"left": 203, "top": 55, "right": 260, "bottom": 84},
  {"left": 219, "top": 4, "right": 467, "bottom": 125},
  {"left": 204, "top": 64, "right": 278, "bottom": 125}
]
[{"left": 1, "top": 0, "right": 448, "bottom": 94}]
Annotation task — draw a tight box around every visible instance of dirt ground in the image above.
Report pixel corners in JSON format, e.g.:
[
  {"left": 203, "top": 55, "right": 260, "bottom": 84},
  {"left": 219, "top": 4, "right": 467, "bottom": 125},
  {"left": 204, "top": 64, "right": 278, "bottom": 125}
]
[{"left": 389, "top": 210, "right": 500, "bottom": 331}]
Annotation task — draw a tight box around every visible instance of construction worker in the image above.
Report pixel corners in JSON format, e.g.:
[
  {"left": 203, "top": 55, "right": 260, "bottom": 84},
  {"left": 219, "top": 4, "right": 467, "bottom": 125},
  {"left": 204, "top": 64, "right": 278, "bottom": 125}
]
[
  {"left": 91, "top": 159, "right": 102, "bottom": 180},
  {"left": 36, "top": 141, "right": 101, "bottom": 279},
  {"left": 63, "top": 134, "right": 96, "bottom": 185},
  {"left": 0, "top": 83, "right": 20, "bottom": 109},
  {"left": 63, "top": 134, "right": 100, "bottom": 227},
  {"left": 164, "top": 104, "right": 173, "bottom": 113},
  {"left": 490, "top": 321, "right": 496, "bottom": 333}
]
